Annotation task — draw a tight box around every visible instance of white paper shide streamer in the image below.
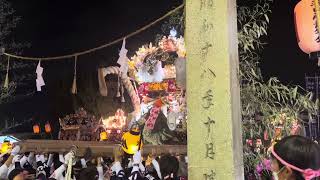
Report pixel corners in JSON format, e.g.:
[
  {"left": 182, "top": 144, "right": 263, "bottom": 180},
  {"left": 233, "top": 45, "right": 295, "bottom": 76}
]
[
  {"left": 117, "top": 38, "right": 129, "bottom": 77},
  {"left": 36, "top": 61, "right": 45, "bottom": 91}
]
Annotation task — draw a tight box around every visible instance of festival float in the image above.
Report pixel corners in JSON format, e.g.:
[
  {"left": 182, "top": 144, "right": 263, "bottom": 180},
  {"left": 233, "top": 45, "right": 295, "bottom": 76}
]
[
  {"left": 58, "top": 108, "right": 104, "bottom": 141},
  {"left": 126, "top": 33, "right": 187, "bottom": 145},
  {"left": 1, "top": 4, "right": 188, "bottom": 159},
  {"left": 54, "top": 31, "right": 187, "bottom": 150},
  {"left": 58, "top": 108, "right": 128, "bottom": 142},
  {"left": 58, "top": 32, "right": 187, "bottom": 148}
]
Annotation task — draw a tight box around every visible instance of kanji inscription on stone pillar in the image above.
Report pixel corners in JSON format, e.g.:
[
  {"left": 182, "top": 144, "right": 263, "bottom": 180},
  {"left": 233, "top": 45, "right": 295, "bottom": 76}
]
[{"left": 186, "top": 0, "right": 244, "bottom": 179}]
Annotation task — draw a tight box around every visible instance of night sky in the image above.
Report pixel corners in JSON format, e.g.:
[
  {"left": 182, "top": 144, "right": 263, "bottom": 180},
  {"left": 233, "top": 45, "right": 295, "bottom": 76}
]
[
  {"left": 262, "top": 0, "right": 319, "bottom": 84},
  {"left": 2, "top": 0, "right": 183, "bottom": 133},
  {"left": 1, "top": 0, "right": 318, "bottom": 133}
]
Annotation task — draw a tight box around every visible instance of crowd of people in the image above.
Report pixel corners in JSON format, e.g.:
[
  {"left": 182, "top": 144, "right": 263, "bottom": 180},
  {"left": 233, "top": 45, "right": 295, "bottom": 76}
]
[
  {"left": 1, "top": 135, "right": 320, "bottom": 179},
  {"left": 0, "top": 145, "right": 188, "bottom": 180}
]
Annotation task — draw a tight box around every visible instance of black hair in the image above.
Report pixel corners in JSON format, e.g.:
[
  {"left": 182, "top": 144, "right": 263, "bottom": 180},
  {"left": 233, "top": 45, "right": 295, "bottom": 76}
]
[
  {"left": 8, "top": 169, "right": 23, "bottom": 180},
  {"left": 36, "top": 173, "right": 47, "bottom": 180},
  {"left": 52, "top": 153, "right": 62, "bottom": 170},
  {"left": 158, "top": 154, "right": 179, "bottom": 180},
  {"left": 78, "top": 166, "right": 98, "bottom": 180},
  {"left": 272, "top": 135, "right": 320, "bottom": 180},
  {"left": 73, "top": 160, "right": 83, "bottom": 179}
]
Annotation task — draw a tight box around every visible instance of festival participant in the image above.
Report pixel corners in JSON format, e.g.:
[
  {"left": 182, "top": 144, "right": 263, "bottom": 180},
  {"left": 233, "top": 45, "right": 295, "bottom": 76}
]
[
  {"left": 110, "top": 149, "right": 126, "bottom": 180},
  {"left": 49, "top": 150, "right": 76, "bottom": 180},
  {"left": 144, "top": 153, "right": 162, "bottom": 180},
  {"left": 96, "top": 157, "right": 104, "bottom": 180},
  {"left": 8, "top": 168, "right": 24, "bottom": 180},
  {"left": 177, "top": 155, "right": 187, "bottom": 180},
  {"left": 78, "top": 166, "right": 98, "bottom": 180},
  {"left": 270, "top": 135, "right": 320, "bottom": 180},
  {"left": 0, "top": 145, "right": 20, "bottom": 179},
  {"left": 158, "top": 154, "right": 179, "bottom": 180},
  {"left": 0, "top": 143, "right": 187, "bottom": 180},
  {"left": 128, "top": 150, "right": 145, "bottom": 180}
]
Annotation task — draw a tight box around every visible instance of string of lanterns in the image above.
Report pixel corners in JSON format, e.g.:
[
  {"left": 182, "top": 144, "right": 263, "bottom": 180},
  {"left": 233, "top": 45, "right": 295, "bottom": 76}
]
[{"left": 33, "top": 122, "right": 52, "bottom": 134}]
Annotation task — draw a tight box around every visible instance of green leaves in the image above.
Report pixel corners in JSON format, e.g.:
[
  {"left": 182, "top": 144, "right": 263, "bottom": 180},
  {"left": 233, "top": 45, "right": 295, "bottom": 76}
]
[
  {"left": 264, "top": 14, "right": 269, "bottom": 23},
  {"left": 0, "top": 0, "right": 35, "bottom": 106},
  {"left": 238, "top": 0, "right": 318, "bottom": 177}
]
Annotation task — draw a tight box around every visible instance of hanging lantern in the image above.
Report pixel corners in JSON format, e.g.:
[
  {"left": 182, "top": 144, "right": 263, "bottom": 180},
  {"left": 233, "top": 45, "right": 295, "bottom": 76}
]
[
  {"left": 100, "top": 131, "right": 108, "bottom": 141},
  {"left": 294, "top": 0, "right": 320, "bottom": 64},
  {"left": 45, "top": 122, "right": 52, "bottom": 133},
  {"left": 0, "top": 141, "right": 11, "bottom": 154},
  {"left": 121, "top": 124, "right": 142, "bottom": 155},
  {"left": 33, "top": 124, "right": 40, "bottom": 134}
]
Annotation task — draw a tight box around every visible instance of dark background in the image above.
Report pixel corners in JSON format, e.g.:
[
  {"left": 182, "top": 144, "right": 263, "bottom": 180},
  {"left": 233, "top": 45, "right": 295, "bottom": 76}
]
[
  {"left": 1, "top": 0, "right": 318, "bottom": 134},
  {"left": 261, "top": 0, "right": 319, "bottom": 84},
  {"left": 1, "top": 0, "right": 183, "bottom": 135}
]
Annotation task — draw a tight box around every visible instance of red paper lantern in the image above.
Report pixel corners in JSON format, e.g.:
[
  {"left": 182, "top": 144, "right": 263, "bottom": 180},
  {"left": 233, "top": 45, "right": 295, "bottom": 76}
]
[
  {"left": 45, "top": 122, "right": 52, "bottom": 133},
  {"left": 295, "top": 0, "right": 320, "bottom": 59},
  {"left": 33, "top": 124, "right": 40, "bottom": 134}
]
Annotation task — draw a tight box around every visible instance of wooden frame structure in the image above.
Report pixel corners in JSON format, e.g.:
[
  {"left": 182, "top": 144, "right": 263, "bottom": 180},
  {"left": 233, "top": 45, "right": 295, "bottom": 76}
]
[{"left": 15, "top": 140, "right": 187, "bottom": 157}]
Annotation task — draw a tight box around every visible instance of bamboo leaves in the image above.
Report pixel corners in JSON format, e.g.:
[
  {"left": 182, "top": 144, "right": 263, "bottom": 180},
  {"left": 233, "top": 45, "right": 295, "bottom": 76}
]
[{"left": 238, "top": 0, "right": 318, "bottom": 177}]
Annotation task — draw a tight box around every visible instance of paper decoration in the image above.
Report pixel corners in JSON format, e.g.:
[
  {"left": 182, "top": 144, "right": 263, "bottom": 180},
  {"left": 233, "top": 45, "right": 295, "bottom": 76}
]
[
  {"left": 170, "top": 28, "right": 177, "bottom": 37},
  {"left": 163, "top": 64, "right": 176, "bottom": 79},
  {"left": 116, "top": 75, "right": 121, "bottom": 97},
  {"left": 158, "top": 36, "right": 186, "bottom": 57},
  {"left": 161, "top": 38, "right": 177, "bottom": 52},
  {"left": 117, "top": 38, "right": 129, "bottom": 77},
  {"left": 146, "top": 106, "right": 161, "bottom": 130},
  {"left": 174, "top": 57, "right": 186, "bottom": 89},
  {"left": 121, "top": 83, "right": 125, "bottom": 103},
  {"left": 167, "top": 112, "right": 178, "bottom": 131},
  {"left": 98, "top": 68, "right": 108, "bottom": 96},
  {"left": 136, "top": 61, "right": 165, "bottom": 83},
  {"left": 140, "top": 102, "right": 153, "bottom": 117},
  {"left": 36, "top": 61, "right": 45, "bottom": 91}
]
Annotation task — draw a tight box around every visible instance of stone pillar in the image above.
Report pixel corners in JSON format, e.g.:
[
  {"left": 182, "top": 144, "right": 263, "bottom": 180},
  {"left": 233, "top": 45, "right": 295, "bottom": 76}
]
[{"left": 186, "top": 0, "right": 244, "bottom": 179}]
